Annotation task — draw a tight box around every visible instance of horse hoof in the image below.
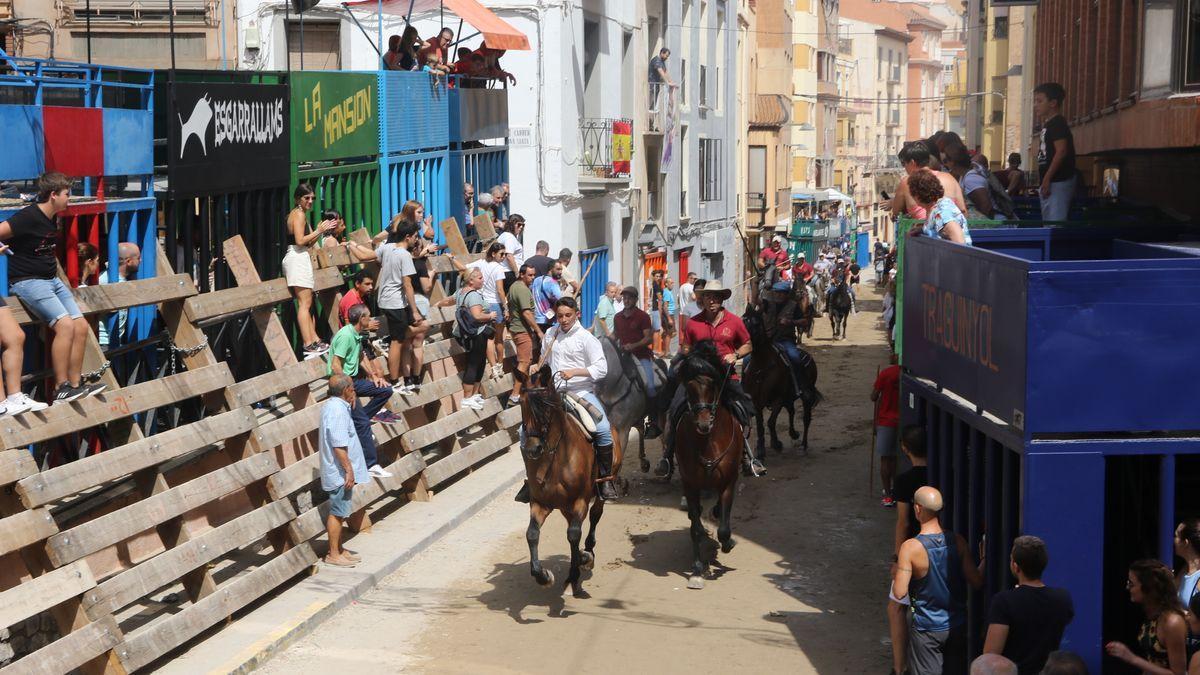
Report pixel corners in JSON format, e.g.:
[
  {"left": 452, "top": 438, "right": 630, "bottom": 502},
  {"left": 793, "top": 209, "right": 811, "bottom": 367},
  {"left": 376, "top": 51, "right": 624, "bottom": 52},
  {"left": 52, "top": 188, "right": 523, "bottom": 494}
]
[
  {"left": 771, "top": 442, "right": 783, "bottom": 453},
  {"left": 581, "top": 551, "right": 595, "bottom": 570},
  {"left": 572, "top": 586, "right": 591, "bottom": 599},
  {"left": 721, "top": 538, "right": 737, "bottom": 554},
  {"left": 789, "top": 431, "right": 800, "bottom": 440},
  {"left": 687, "top": 575, "right": 706, "bottom": 590},
  {"left": 640, "top": 458, "right": 650, "bottom": 473},
  {"left": 537, "top": 570, "right": 555, "bottom": 587}
]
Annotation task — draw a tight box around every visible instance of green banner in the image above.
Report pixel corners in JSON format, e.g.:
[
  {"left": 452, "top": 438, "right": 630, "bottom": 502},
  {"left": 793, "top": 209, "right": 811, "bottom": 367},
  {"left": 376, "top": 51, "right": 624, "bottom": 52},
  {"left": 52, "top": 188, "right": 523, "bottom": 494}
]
[
  {"left": 791, "top": 219, "right": 814, "bottom": 238},
  {"left": 290, "top": 72, "right": 379, "bottom": 162}
]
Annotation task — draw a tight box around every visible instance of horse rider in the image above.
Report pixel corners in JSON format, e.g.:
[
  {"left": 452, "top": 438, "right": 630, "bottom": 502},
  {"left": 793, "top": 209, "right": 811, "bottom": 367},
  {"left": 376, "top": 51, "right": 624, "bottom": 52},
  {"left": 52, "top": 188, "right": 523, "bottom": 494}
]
[
  {"left": 515, "top": 296, "right": 619, "bottom": 503},
  {"left": 656, "top": 281, "right": 763, "bottom": 478},
  {"left": 827, "top": 256, "right": 857, "bottom": 313},
  {"left": 759, "top": 284, "right": 816, "bottom": 396},
  {"left": 794, "top": 252, "right": 815, "bottom": 285},
  {"left": 613, "top": 286, "right": 663, "bottom": 439}
]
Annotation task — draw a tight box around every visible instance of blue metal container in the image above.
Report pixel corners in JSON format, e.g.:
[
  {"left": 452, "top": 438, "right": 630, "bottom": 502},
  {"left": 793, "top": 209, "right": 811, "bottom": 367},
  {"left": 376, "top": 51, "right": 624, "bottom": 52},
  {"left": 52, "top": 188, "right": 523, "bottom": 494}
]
[{"left": 901, "top": 227, "right": 1200, "bottom": 671}]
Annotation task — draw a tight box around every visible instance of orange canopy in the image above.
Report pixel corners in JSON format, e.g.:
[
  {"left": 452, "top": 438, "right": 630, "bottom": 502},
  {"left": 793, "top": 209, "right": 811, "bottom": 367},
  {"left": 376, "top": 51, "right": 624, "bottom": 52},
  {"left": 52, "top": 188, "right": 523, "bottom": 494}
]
[{"left": 344, "top": 0, "right": 531, "bottom": 51}]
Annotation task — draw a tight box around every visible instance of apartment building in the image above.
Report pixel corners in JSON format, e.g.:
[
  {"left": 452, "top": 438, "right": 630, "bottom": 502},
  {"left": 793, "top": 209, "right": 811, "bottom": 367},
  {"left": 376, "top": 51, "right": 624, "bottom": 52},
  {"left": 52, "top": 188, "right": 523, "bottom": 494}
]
[
  {"left": 739, "top": 0, "right": 794, "bottom": 247},
  {"left": 942, "top": 39, "right": 969, "bottom": 137},
  {"left": 6, "top": 0, "right": 237, "bottom": 69},
  {"left": 980, "top": 5, "right": 1031, "bottom": 169},
  {"left": 791, "top": 0, "right": 819, "bottom": 196},
  {"left": 814, "top": 0, "right": 840, "bottom": 188}
]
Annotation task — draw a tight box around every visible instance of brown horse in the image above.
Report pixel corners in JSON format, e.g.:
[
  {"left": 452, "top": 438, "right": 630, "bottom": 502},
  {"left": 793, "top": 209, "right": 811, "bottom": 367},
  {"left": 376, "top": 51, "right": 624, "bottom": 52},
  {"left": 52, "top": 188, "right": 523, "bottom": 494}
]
[
  {"left": 742, "top": 290, "right": 821, "bottom": 456},
  {"left": 673, "top": 340, "right": 742, "bottom": 590},
  {"left": 514, "top": 365, "right": 623, "bottom": 598}
]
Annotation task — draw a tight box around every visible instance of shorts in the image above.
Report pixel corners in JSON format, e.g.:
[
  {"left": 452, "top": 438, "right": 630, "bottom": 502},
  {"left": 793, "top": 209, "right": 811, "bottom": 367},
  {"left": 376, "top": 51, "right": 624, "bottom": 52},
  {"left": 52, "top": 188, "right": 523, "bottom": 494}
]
[
  {"left": 326, "top": 484, "right": 354, "bottom": 518},
  {"left": 488, "top": 302, "right": 505, "bottom": 325},
  {"left": 413, "top": 293, "right": 431, "bottom": 319},
  {"left": 11, "top": 277, "right": 82, "bottom": 326},
  {"left": 908, "top": 625, "right": 966, "bottom": 675},
  {"left": 513, "top": 331, "right": 534, "bottom": 365},
  {"left": 282, "top": 245, "right": 315, "bottom": 289},
  {"left": 382, "top": 306, "right": 412, "bottom": 342},
  {"left": 875, "top": 425, "right": 898, "bottom": 457},
  {"left": 650, "top": 311, "right": 662, "bottom": 331}
]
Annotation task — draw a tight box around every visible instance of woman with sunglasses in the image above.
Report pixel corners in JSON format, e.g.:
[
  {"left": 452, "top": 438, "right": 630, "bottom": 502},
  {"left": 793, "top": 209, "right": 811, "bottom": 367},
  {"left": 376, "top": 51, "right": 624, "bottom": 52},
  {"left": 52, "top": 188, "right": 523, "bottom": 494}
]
[
  {"left": 1106, "top": 559, "right": 1188, "bottom": 674},
  {"left": 283, "top": 183, "right": 337, "bottom": 357}
]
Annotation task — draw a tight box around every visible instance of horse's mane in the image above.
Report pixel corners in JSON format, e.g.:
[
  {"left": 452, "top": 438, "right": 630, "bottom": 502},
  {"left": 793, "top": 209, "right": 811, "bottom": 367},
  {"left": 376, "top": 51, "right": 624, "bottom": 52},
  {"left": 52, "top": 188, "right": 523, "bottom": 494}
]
[{"left": 681, "top": 340, "right": 726, "bottom": 381}]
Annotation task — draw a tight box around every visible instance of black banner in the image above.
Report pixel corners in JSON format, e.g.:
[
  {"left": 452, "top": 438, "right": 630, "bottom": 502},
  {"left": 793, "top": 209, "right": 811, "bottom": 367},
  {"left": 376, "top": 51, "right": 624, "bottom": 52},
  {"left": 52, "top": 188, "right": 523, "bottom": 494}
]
[{"left": 167, "top": 81, "right": 290, "bottom": 197}]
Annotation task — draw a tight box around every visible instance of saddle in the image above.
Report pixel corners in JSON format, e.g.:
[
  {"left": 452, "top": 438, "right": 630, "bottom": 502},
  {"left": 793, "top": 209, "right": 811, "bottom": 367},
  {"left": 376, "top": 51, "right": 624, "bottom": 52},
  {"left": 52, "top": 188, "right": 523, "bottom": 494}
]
[{"left": 562, "top": 392, "right": 602, "bottom": 442}]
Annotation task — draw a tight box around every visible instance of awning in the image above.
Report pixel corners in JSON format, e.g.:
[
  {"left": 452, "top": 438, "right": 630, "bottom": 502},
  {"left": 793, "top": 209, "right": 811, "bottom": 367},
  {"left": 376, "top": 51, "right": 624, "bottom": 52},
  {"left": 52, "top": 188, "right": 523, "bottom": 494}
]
[
  {"left": 814, "top": 187, "right": 853, "bottom": 203},
  {"left": 792, "top": 192, "right": 816, "bottom": 201},
  {"left": 344, "top": 0, "right": 531, "bottom": 51}
]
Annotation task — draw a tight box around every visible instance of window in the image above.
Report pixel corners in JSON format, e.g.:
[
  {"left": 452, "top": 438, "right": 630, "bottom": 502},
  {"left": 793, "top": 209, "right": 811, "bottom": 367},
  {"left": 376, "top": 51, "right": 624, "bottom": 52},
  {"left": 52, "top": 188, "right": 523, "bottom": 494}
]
[
  {"left": 877, "top": 47, "right": 883, "bottom": 79},
  {"left": 681, "top": 125, "right": 690, "bottom": 217},
  {"left": 680, "top": 58, "right": 688, "bottom": 105},
  {"left": 288, "top": 21, "right": 341, "bottom": 71},
  {"left": 993, "top": 16, "right": 1009, "bottom": 39},
  {"left": 699, "top": 138, "right": 723, "bottom": 202},
  {"left": 68, "top": 0, "right": 210, "bottom": 25},
  {"left": 1183, "top": 0, "right": 1200, "bottom": 89},
  {"left": 700, "top": 65, "right": 708, "bottom": 107},
  {"left": 748, "top": 146, "right": 767, "bottom": 208}
]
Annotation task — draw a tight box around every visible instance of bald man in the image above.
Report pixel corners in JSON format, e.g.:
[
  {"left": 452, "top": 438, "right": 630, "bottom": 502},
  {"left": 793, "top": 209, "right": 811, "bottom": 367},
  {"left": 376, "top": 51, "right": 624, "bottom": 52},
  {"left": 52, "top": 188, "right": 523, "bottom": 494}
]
[
  {"left": 98, "top": 242, "right": 141, "bottom": 348},
  {"left": 892, "top": 486, "right": 984, "bottom": 675},
  {"left": 970, "top": 654, "right": 1018, "bottom": 675}
]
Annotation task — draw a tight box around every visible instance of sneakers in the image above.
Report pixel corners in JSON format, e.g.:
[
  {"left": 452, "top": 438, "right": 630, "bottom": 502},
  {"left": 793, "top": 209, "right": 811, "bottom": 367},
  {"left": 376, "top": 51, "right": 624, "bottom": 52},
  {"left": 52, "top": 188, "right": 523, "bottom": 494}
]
[
  {"left": 3, "top": 392, "right": 48, "bottom": 416},
  {"left": 372, "top": 410, "right": 403, "bottom": 424},
  {"left": 52, "top": 382, "right": 88, "bottom": 405},
  {"left": 407, "top": 378, "right": 422, "bottom": 394},
  {"left": 881, "top": 491, "right": 896, "bottom": 508},
  {"left": 84, "top": 382, "right": 106, "bottom": 398},
  {"left": 368, "top": 465, "right": 393, "bottom": 479},
  {"left": 303, "top": 341, "right": 330, "bottom": 358},
  {"left": 460, "top": 394, "right": 484, "bottom": 411},
  {"left": 392, "top": 381, "right": 414, "bottom": 395}
]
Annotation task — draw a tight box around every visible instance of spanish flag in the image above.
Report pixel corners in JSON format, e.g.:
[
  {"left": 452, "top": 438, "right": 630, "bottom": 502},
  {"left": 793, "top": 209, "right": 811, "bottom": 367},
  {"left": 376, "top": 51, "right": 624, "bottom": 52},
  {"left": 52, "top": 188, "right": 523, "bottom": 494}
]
[{"left": 611, "top": 119, "right": 632, "bottom": 176}]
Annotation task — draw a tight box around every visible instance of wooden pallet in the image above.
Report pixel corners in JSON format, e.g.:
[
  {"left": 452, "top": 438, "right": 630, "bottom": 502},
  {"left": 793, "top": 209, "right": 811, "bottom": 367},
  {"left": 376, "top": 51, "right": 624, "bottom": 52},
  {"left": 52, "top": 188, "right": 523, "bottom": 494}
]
[{"left": 0, "top": 234, "right": 517, "bottom": 673}]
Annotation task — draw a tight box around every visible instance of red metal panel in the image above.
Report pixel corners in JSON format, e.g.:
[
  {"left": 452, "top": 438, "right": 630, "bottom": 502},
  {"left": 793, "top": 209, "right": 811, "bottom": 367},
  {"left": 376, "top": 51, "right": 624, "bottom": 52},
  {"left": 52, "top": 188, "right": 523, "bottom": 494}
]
[
  {"left": 42, "top": 106, "right": 104, "bottom": 178},
  {"left": 678, "top": 249, "right": 689, "bottom": 283}
]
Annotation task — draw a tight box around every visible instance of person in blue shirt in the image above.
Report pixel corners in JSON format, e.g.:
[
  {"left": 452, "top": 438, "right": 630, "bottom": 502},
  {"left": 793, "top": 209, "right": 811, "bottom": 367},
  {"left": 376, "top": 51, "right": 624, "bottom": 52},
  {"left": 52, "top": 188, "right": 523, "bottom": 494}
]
[
  {"left": 907, "top": 170, "right": 973, "bottom": 246},
  {"left": 320, "top": 374, "right": 371, "bottom": 568}
]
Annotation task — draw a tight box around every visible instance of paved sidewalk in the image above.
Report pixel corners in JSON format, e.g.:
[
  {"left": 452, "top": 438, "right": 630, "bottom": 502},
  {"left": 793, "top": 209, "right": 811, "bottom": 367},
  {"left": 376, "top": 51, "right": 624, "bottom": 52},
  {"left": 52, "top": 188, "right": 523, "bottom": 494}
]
[{"left": 153, "top": 449, "right": 524, "bottom": 675}]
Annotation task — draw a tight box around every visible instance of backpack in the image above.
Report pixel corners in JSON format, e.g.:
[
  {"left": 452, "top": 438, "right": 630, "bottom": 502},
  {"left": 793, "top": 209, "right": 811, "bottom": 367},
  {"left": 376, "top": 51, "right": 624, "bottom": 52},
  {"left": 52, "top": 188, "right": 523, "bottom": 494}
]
[
  {"left": 984, "top": 169, "right": 1017, "bottom": 219},
  {"left": 453, "top": 290, "right": 493, "bottom": 348}
]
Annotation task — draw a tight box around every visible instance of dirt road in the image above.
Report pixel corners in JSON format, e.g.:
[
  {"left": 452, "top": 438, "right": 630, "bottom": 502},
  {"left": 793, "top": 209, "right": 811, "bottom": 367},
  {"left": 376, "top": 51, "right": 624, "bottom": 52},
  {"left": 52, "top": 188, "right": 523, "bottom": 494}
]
[{"left": 259, "top": 285, "right": 896, "bottom": 674}]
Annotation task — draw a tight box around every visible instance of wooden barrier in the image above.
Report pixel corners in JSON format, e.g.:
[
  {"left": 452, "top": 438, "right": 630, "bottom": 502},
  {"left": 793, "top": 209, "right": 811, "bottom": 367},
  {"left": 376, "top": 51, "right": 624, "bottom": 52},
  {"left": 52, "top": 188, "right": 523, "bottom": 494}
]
[{"left": 0, "top": 233, "right": 521, "bottom": 673}]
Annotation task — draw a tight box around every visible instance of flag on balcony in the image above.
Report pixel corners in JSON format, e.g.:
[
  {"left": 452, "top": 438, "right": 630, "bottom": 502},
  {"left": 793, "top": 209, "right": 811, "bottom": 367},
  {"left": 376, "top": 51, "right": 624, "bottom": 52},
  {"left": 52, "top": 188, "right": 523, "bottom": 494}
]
[{"left": 611, "top": 120, "right": 632, "bottom": 176}]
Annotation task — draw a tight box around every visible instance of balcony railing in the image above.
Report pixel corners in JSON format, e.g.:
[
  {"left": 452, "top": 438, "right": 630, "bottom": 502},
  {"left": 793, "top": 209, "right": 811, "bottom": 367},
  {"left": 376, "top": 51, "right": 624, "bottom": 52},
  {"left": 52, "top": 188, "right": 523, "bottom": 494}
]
[
  {"left": 579, "top": 117, "right": 633, "bottom": 180},
  {"left": 747, "top": 192, "right": 766, "bottom": 211},
  {"left": 648, "top": 81, "right": 675, "bottom": 134}
]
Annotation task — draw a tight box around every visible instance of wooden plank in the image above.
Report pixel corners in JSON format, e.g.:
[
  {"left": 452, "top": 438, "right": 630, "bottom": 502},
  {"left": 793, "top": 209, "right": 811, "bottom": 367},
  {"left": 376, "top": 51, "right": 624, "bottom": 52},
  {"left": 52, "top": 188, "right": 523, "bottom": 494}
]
[
  {"left": 429, "top": 253, "right": 480, "bottom": 274},
  {"left": 255, "top": 404, "right": 323, "bottom": 451},
  {"left": 425, "top": 428, "right": 520, "bottom": 488},
  {"left": 45, "top": 453, "right": 280, "bottom": 567},
  {"left": 0, "top": 560, "right": 95, "bottom": 628},
  {"left": 117, "top": 543, "right": 318, "bottom": 672},
  {"left": 439, "top": 217, "right": 470, "bottom": 258},
  {"left": 16, "top": 408, "right": 258, "bottom": 508},
  {"left": 0, "top": 508, "right": 57, "bottom": 557},
  {"left": 289, "top": 452, "right": 427, "bottom": 543},
  {"left": 313, "top": 266, "right": 344, "bottom": 293},
  {"left": 226, "top": 359, "right": 327, "bottom": 407},
  {"left": 400, "top": 397, "right": 503, "bottom": 452},
  {"left": 0, "top": 615, "right": 123, "bottom": 675},
  {"left": 473, "top": 213, "right": 498, "bottom": 242},
  {"left": 481, "top": 374, "right": 517, "bottom": 399},
  {"left": 267, "top": 415, "right": 410, "bottom": 499},
  {"left": 389, "top": 374, "right": 462, "bottom": 411},
  {"left": 0, "top": 363, "right": 233, "bottom": 450},
  {"left": 0, "top": 449, "right": 37, "bottom": 486},
  {"left": 2, "top": 275, "right": 196, "bottom": 327},
  {"left": 84, "top": 499, "right": 296, "bottom": 617},
  {"left": 182, "top": 278, "right": 290, "bottom": 322},
  {"left": 223, "top": 236, "right": 302, "bottom": 373}
]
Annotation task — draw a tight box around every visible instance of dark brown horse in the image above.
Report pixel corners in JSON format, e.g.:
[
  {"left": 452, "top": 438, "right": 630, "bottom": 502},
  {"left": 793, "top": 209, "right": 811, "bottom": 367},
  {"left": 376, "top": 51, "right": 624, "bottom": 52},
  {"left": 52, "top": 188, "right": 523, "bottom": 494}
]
[
  {"left": 673, "top": 341, "right": 742, "bottom": 590},
  {"left": 514, "top": 365, "right": 623, "bottom": 598},
  {"left": 742, "top": 290, "right": 821, "bottom": 455}
]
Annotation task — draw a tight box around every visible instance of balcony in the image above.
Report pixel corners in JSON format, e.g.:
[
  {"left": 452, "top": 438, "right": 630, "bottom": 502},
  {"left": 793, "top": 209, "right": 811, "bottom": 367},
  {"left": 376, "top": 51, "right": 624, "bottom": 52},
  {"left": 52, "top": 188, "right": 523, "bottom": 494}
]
[
  {"left": 578, "top": 117, "right": 633, "bottom": 192},
  {"left": 448, "top": 76, "right": 509, "bottom": 144}
]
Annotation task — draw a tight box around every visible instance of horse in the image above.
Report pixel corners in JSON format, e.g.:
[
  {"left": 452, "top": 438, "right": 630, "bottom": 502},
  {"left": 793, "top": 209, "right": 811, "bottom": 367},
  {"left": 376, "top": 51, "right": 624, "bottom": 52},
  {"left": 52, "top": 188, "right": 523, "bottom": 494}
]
[
  {"left": 596, "top": 335, "right": 661, "bottom": 476},
  {"left": 828, "top": 277, "right": 852, "bottom": 340},
  {"left": 673, "top": 340, "right": 742, "bottom": 590},
  {"left": 514, "top": 365, "right": 624, "bottom": 598},
  {"left": 742, "top": 301, "right": 822, "bottom": 456}
]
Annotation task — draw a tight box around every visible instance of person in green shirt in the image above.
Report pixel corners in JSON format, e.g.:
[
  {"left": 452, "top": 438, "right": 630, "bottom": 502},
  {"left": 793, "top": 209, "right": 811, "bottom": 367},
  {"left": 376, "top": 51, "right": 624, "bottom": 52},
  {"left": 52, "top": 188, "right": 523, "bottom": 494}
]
[
  {"left": 593, "top": 281, "right": 619, "bottom": 336},
  {"left": 505, "top": 263, "right": 542, "bottom": 403},
  {"left": 328, "top": 303, "right": 401, "bottom": 478}
]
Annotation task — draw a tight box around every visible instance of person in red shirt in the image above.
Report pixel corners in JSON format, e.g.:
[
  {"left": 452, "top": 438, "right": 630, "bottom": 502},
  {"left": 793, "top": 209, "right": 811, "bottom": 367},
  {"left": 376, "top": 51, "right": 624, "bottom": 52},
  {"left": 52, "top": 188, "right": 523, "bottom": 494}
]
[
  {"left": 794, "top": 252, "right": 815, "bottom": 283},
  {"left": 417, "top": 28, "right": 454, "bottom": 74},
  {"left": 872, "top": 352, "right": 902, "bottom": 506},
  {"left": 338, "top": 270, "right": 375, "bottom": 326},
  {"left": 656, "top": 280, "right": 761, "bottom": 477},
  {"left": 613, "top": 286, "right": 661, "bottom": 438},
  {"left": 758, "top": 235, "right": 789, "bottom": 271}
]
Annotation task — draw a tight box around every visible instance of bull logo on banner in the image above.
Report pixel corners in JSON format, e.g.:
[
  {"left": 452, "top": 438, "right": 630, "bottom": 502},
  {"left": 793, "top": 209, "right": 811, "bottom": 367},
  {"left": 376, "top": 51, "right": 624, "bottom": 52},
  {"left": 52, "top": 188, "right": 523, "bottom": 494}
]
[{"left": 177, "top": 91, "right": 285, "bottom": 158}]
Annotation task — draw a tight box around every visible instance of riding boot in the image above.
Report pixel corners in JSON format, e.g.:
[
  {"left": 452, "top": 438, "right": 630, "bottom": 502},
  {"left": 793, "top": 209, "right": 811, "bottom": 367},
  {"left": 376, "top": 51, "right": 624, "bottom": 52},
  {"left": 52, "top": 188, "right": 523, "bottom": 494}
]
[
  {"left": 644, "top": 416, "right": 663, "bottom": 439},
  {"left": 595, "top": 444, "right": 618, "bottom": 501},
  {"left": 514, "top": 480, "right": 531, "bottom": 503}
]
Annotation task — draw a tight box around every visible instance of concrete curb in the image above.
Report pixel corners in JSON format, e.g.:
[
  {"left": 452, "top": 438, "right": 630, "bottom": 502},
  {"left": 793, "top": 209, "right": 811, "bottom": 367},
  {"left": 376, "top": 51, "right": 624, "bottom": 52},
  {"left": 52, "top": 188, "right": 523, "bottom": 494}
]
[{"left": 154, "top": 451, "right": 525, "bottom": 674}]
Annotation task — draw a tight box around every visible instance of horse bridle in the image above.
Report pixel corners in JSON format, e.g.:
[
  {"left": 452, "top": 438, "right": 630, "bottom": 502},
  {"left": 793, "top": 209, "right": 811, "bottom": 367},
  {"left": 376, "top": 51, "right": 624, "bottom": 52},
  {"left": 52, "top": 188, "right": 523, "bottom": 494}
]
[
  {"left": 684, "top": 363, "right": 734, "bottom": 432},
  {"left": 520, "top": 383, "right": 567, "bottom": 462}
]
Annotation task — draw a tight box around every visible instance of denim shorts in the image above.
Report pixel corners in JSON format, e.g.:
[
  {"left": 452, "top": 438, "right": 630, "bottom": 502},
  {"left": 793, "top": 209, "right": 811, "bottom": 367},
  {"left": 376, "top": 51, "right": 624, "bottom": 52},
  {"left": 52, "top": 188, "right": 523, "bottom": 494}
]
[
  {"left": 11, "top": 277, "right": 82, "bottom": 326},
  {"left": 489, "top": 302, "right": 505, "bottom": 325},
  {"left": 650, "top": 311, "right": 662, "bottom": 331},
  {"left": 326, "top": 484, "right": 354, "bottom": 518}
]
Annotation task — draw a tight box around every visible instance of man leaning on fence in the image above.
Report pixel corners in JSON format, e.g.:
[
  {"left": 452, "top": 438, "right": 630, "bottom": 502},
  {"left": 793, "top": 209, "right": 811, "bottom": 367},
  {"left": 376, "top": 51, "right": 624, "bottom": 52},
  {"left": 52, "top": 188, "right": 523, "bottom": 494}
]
[{"left": 320, "top": 374, "right": 371, "bottom": 568}]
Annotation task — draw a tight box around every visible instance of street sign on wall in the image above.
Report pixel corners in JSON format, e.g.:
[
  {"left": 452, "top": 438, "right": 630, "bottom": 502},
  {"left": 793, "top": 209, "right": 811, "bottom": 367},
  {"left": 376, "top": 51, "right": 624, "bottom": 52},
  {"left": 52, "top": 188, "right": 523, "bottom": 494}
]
[
  {"left": 290, "top": 72, "right": 379, "bottom": 162},
  {"left": 168, "top": 81, "right": 289, "bottom": 197}
]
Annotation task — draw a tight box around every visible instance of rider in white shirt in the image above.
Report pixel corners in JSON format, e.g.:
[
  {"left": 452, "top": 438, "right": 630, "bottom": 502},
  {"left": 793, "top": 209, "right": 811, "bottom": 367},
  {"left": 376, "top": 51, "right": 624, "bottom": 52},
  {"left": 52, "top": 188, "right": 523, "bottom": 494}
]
[{"left": 515, "top": 296, "right": 618, "bottom": 502}]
